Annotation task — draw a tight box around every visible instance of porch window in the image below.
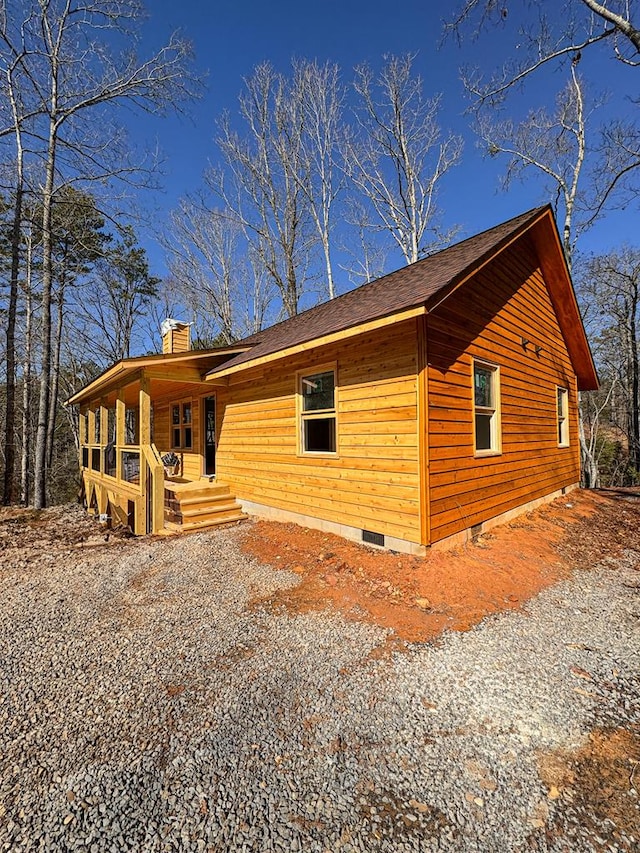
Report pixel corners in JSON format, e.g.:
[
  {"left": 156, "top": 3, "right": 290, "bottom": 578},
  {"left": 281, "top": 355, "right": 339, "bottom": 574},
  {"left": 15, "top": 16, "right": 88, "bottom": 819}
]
[
  {"left": 106, "top": 407, "right": 117, "bottom": 477},
  {"left": 171, "top": 400, "right": 193, "bottom": 450},
  {"left": 473, "top": 360, "right": 500, "bottom": 455},
  {"left": 299, "top": 368, "right": 337, "bottom": 455},
  {"left": 125, "top": 408, "right": 139, "bottom": 445},
  {"left": 557, "top": 387, "right": 569, "bottom": 446},
  {"left": 94, "top": 407, "right": 101, "bottom": 444}
]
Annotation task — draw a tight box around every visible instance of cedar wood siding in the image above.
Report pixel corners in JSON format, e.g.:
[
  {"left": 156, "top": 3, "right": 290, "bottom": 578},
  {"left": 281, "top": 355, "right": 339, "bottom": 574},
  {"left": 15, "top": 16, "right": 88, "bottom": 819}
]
[
  {"left": 426, "top": 235, "right": 580, "bottom": 544},
  {"left": 214, "top": 318, "right": 421, "bottom": 544},
  {"left": 153, "top": 391, "right": 203, "bottom": 481}
]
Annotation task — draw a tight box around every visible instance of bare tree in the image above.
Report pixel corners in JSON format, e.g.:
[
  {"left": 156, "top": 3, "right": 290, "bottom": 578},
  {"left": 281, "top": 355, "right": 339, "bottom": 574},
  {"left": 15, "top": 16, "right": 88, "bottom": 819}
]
[
  {"left": 344, "top": 54, "right": 463, "bottom": 266},
  {"left": 0, "top": 0, "right": 197, "bottom": 508},
  {"left": 295, "top": 59, "right": 344, "bottom": 300},
  {"left": 19, "top": 215, "right": 35, "bottom": 505},
  {"left": 477, "top": 64, "right": 589, "bottom": 270},
  {"left": 579, "top": 247, "right": 640, "bottom": 475},
  {"left": 0, "top": 23, "right": 32, "bottom": 504},
  {"left": 216, "top": 62, "right": 316, "bottom": 318},
  {"left": 165, "top": 198, "right": 263, "bottom": 344},
  {"left": 447, "top": 1, "right": 640, "bottom": 220}
]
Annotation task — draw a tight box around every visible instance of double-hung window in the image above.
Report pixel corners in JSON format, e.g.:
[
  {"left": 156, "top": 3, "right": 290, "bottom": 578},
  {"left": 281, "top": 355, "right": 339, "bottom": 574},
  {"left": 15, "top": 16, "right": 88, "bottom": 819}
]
[
  {"left": 473, "top": 360, "right": 500, "bottom": 455},
  {"left": 557, "top": 387, "right": 569, "bottom": 446},
  {"left": 299, "top": 368, "right": 337, "bottom": 454},
  {"left": 171, "top": 401, "right": 193, "bottom": 450}
]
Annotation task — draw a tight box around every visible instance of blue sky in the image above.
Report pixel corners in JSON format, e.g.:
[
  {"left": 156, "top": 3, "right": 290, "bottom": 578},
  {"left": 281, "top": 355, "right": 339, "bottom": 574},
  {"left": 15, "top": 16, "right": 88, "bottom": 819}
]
[{"left": 129, "top": 0, "right": 638, "bottom": 282}]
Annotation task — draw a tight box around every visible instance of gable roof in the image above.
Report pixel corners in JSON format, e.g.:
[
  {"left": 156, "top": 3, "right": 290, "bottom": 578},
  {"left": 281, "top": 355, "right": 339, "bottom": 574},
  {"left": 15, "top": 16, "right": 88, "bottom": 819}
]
[
  {"left": 206, "top": 205, "right": 598, "bottom": 390},
  {"left": 68, "top": 204, "right": 598, "bottom": 407}
]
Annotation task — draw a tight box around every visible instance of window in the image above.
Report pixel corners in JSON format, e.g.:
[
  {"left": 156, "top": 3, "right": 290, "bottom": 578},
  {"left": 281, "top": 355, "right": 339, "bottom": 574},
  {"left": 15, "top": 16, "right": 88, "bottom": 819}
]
[
  {"left": 171, "top": 401, "right": 192, "bottom": 450},
  {"left": 299, "top": 368, "right": 337, "bottom": 454},
  {"left": 94, "top": 407, "right": 101, "bottom": 444},
  {"left": 473, "top": 360, "right": 500, "bottom": 454},
  {"left": 557, "top": 387, "right": 569, "bottom": 446}
]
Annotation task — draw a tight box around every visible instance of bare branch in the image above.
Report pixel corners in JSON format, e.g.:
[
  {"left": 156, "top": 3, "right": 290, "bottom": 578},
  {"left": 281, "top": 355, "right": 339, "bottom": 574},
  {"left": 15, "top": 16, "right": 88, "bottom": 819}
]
[
  {"left": 344, "top": 53, "right": 462, "bottom": 266},
  {"left": 448, "top": 1, "right": 639, "bottom": 106}
]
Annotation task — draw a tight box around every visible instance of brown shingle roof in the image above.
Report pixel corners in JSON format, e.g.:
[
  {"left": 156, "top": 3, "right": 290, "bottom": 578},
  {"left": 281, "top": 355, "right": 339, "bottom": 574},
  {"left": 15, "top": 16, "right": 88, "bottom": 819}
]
[{"left": 207, "top": 205, "right": 549, "bottom": 377}]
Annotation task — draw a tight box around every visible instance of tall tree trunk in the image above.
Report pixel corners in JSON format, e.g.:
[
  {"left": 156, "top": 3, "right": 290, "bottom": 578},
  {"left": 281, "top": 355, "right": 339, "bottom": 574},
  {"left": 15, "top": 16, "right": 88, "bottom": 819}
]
[
  {"left": 629, "top": 287, "right": 640, "bottom": 473},
  {"left": 3, "top": 183, "right": 23, "bottom": 505},
  {"left": 20, "top": 237, "right": 33, "bottom": 506},
  {"left": 321, "top": 230, "right": 335, "bottom": 300},
  {"left": 46, "top": 288, "right": 65, "bottom": 469},
  {"left": 578, "top": 394, "right": 600, "bottom": 488},
  {"left": 33, "top": 121, "right": 57, "bottom": 509},
  {"left": 3, "top": 57, "right": 27, "bottom": 505}
]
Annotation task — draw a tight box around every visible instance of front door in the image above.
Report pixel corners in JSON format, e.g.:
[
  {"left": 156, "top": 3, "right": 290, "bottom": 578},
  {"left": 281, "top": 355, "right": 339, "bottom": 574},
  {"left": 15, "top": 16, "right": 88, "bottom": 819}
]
[{"left": 203, "top": 396, "right": 216, "bottom": 476}]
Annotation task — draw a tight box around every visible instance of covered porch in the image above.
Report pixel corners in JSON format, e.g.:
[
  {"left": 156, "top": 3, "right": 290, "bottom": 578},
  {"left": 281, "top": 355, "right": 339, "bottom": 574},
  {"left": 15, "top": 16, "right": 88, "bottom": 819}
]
[{"left": 68, "top": 344, "right": 247, "bottom": 535}]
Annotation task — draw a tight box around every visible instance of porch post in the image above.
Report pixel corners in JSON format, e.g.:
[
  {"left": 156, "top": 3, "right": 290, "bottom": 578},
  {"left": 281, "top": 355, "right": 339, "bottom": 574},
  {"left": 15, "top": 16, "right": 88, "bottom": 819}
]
[
  {"left": 87, "top": 407, "right": 95, "bottom": 455},
  {"left": 99, "top": 401, "right": 108, "bottom": 476},
  {"left": 116, "top": 389, "right": 125, "bottom": 482},
  {"left": 135, "top": 377, "right": 149, "bottom": 535},
  {"left": 79, "top": 408, "right": 86, "bottom": 467},
  {"left": 139, "top": 376, "right": 151, "bottom": 445}
]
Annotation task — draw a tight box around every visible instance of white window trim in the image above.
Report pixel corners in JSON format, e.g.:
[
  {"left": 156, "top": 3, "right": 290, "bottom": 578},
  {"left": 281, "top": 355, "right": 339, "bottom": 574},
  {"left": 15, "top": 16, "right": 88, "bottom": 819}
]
[
  {"left": 296, "top": 363, "right": 339, "bottom": 457},
  {"left": 557, "top": 386, "right": 570, "bottom": 447},
  {"left": 472, "top": 359, "right": 502, "bottom": 457}
]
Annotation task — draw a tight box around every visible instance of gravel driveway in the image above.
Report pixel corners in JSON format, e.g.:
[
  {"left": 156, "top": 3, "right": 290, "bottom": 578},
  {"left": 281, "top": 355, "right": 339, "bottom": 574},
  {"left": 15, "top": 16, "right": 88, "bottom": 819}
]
[{"left": 1, "top": 510, "right": 638, "bottom": 852}]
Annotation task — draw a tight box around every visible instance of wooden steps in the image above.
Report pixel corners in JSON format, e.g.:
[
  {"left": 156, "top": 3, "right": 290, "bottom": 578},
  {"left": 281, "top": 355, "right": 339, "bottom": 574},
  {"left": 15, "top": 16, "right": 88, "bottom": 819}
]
[{"left": 164, "top": 479, "right": 247, "bottom": 532}]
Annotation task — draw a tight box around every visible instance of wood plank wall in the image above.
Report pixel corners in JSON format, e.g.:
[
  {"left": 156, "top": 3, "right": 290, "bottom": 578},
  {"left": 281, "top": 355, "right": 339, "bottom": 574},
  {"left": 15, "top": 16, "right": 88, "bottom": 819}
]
[
  {"left": 154, "top": 393, "right": 202, "bottom": 481},
  {"left": 426, "top": 236, "right": 581, "bottom": 544},
  {"left": 215, "top": 319, "right": 422, "bottom": 543}
]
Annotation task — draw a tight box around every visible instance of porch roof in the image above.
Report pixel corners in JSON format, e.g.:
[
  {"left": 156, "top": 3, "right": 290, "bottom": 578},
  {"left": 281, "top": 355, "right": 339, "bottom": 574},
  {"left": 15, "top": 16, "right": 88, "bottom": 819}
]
[{"left": 66, "top": 346, "right": 248, "bottom": 406}]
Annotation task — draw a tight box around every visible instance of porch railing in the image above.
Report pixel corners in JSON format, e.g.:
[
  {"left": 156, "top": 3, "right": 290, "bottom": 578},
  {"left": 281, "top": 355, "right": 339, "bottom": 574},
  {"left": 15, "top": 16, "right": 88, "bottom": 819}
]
[{"left": 79, "top": 440, "right": 165, "bottom": 535}]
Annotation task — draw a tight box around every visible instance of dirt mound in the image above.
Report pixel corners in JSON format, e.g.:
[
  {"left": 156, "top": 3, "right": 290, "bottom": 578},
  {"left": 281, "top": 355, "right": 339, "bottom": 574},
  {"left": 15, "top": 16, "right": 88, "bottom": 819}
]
[{"left": 242, "top": 489, "right": 640, "bottom": 644}]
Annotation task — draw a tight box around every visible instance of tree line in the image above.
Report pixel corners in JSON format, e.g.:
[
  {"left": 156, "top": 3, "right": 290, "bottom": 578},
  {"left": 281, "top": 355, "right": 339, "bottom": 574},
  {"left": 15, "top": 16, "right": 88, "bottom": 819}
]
[
  {"left": 0, "top": 0, "right": 196, "bottom": 507},
  {"left": 1, "top": 0, "right": 639, "bottom": 508},
  {"left": 163, "top": 53, "right": 464, "bottom": 343}
]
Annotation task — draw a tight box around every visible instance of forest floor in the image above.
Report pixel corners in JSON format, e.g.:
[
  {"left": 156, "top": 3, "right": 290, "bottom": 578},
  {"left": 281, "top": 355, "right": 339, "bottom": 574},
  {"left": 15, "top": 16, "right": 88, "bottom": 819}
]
[{"left": 0, "top": 489, "right": 638, "bottom": 851}]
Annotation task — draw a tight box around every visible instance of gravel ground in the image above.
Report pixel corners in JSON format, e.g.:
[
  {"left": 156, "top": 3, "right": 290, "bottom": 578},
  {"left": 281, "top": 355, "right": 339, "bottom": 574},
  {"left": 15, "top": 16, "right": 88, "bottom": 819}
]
[{"left": 1, "top": 508, "right": 639, "bottom": 852}]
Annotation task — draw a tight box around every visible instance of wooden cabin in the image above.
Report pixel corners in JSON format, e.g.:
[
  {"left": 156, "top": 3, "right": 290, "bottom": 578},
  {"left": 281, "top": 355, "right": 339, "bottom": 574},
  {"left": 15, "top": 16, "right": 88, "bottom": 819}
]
[{"left": 68, "top": 205, "right": 598, "bottom": 553}]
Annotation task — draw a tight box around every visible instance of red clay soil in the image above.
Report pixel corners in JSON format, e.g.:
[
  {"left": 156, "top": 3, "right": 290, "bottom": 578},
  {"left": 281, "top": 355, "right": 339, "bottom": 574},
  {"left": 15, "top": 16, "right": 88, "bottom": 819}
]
[{"left": 242, "top": 489, "right": 640, "bottom": 644}]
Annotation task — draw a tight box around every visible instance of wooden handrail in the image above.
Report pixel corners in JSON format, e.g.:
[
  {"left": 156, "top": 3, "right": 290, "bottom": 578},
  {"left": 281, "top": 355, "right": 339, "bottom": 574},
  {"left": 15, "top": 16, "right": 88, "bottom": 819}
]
[
  {"left": 140, "top": 443, "right": 165, "bottom": 533},
  {"left": 141, "top": 443, "right": 163, "bottom": 473}
]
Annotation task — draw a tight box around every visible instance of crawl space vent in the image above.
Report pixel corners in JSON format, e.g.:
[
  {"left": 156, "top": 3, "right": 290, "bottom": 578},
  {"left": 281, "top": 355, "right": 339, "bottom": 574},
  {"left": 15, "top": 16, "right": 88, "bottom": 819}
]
[{"left": 362, "top": 529, "right": 385, "bottom": 547}]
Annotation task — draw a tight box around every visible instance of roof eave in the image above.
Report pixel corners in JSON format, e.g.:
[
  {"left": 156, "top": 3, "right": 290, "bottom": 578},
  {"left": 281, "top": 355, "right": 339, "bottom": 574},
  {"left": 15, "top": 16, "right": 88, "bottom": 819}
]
[
  {"left": 205, "top": 305, "right": 427, "bottom": 380},
  {"left": 66, "top": 362, "right": 131, "bottom": 406},
  {"left": 426, "top": 205, "right": 599, "bottom": 393},
  {"left": 528, "top": 211, "right": 599, "bottom": 392},
  {"left": 66, "top": 345, "right": 252, "bottom": 406}
]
